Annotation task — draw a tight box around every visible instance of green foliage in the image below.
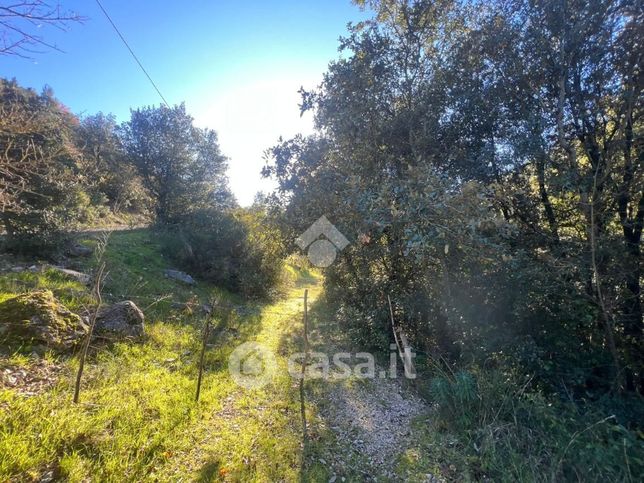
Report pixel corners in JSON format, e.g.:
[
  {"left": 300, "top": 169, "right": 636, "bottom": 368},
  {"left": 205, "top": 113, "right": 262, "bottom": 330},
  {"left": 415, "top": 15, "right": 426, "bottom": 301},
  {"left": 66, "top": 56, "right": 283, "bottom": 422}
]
[
  {"left": 159, "top": 206, "right": 287, "bottom": 298},
  {"left": 121, "top": 103, "right": 233, "bottom": 223},
  {"left": 261, "top": 1, "right": 644, "bottom": 478},
  {"left": 76, "top": 112, "right": 153, "bottom": 216},
  {"left": 0, "top": 79, "right": 85, "bottom": 256},
  {"left": 420, "top": 367, "right": 644, "bottom": 482},
  {"left": 234, "top": 205, "right": 289, "bottom": 297},
  {"left": 430, "top": 371, "right": 478, "bottom": 430},
  {"left": 0, "top": 80, "right": 155, "bottom": 257},
  {"left": 264, "top": 0, "right": 643, "bottom": 397}
]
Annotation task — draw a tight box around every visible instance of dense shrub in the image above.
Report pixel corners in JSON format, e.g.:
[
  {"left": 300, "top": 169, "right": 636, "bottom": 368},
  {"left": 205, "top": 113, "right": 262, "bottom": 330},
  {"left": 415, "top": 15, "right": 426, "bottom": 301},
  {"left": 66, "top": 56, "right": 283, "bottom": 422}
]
[
  {"left": 1, "top": 187, "right": 79, "bottom": 257},
  {"left": 160, "top": 207, "right": 286, "bottom": 298},
  {"left": 427, "top": 367, "right": 644, "bottom": 481},
  {"left": 0, "top": 80, "right": 84, "bottom": 257}
]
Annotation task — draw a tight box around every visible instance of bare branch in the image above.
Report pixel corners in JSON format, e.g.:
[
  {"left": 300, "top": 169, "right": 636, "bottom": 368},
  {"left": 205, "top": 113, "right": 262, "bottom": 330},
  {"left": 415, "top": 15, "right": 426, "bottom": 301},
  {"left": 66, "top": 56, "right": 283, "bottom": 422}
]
[{"left": 0, "top": 1, "right": 85, "bottom": 58}]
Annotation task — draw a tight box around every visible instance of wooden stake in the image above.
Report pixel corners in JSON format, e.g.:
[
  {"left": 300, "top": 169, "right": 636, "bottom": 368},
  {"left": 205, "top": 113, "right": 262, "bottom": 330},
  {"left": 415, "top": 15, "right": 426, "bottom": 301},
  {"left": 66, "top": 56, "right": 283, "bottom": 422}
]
[
  {"left": 388, "top": 294, "right": 403, "bottom": 360},
  {"left": 387, "top": 294, "right": 416, "bottom": 379},
  {"left": 195, "top": 317, "right": 210, "bottom": 402},
  {"left": 73, "top": 262, "right": 106, "bottom": 404},
  {"left": 299, "top": 289, "right": 309, "bottom": 441}
]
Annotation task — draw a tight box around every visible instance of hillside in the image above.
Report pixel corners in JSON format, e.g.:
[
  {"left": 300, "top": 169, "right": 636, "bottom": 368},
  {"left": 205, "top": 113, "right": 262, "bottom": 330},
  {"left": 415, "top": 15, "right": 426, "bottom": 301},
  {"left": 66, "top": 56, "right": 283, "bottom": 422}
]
[
  {"left": 1, "top": 229, "right": 314, "bottom": 480},
  {"left": 1, "top": 1, "right": 642, "bottom": 481},
  {"left": 2, "top": 229, "right": 640, "bottom": 482}
]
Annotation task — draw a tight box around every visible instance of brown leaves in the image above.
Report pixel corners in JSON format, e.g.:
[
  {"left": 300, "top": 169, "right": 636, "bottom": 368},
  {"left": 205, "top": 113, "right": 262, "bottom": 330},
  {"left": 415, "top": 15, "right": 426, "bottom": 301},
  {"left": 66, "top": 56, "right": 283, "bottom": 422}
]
[{"left": 0, "top": 357, "right": 65, "bottom": 396}]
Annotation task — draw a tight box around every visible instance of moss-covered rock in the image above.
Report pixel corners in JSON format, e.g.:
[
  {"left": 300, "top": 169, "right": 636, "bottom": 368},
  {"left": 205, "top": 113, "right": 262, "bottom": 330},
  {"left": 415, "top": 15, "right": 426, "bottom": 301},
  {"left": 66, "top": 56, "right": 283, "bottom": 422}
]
[{"left": 0, "top": 290, "right": 88, "bottom": 351}]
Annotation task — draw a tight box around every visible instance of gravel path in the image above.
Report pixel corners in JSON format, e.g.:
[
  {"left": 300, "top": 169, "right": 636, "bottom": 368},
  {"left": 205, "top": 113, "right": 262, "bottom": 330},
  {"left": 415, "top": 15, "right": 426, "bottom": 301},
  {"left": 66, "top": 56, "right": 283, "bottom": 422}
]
[
  {"left": 304, "top": 304, "right": 433, "bottom": 480},
  {"left": 315, "top": 373, "right": 428, "bottom": 480}
]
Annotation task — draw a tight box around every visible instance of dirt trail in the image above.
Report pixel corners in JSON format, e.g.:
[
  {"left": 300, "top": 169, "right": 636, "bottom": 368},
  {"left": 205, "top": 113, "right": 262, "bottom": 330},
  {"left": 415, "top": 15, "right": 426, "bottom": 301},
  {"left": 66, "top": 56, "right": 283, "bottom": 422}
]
[
  {"left": 315, "top": 376, "right": 428, "bottom": 480},
  {"left": 303, "top": 296, "right": 431, "bottom": 480},
  {"left": 159, "top": 276, "right": 324, "bottom": 481},
  {"left": 160, "top": 272, "right": 429, "bottom": 481}
]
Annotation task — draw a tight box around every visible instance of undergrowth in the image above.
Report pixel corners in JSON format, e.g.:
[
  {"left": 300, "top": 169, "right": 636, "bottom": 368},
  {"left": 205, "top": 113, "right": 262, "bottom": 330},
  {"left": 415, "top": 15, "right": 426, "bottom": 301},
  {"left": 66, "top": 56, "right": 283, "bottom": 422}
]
[{"left": 399, "top": 364, "right": 644, "bottom": 482}]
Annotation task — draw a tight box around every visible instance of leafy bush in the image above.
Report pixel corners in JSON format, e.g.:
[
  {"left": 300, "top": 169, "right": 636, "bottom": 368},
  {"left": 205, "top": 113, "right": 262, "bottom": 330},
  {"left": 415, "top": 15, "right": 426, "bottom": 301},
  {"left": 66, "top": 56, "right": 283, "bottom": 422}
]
[
  {"left": 159, "top": 207, "right": 286, "bottom": 298},
  {"left": 1, "top": 183, "right": 84, "bottom": 258},
  {"left": 426, "top": 366, "right": 644, "bottom": 481}
]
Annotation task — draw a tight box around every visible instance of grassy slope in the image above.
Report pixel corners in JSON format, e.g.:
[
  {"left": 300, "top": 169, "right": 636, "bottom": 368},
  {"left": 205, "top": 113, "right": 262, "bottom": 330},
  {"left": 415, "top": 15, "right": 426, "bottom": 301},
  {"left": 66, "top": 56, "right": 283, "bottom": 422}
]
[{"left": 0, "top": 229, "right": 325, "bottom": 482}]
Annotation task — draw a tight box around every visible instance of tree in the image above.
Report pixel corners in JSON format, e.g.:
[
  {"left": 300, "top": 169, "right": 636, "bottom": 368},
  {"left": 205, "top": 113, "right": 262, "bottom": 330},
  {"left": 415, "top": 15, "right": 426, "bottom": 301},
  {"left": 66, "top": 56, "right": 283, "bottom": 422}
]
[
  {"left": 265, "top": 0, "right": 642, "bottom": 393},
  {"left": 121, "top": 103, "right": 233, "bottom": 223},
  {"left": 76, "top": 113, "right": 151, "bottom": 214},
  {"left": 507, "top": 0, "right": 643, "bottom": 391},
  {"left": 0, "top": 78, "right": 83, "bottom": 254}
]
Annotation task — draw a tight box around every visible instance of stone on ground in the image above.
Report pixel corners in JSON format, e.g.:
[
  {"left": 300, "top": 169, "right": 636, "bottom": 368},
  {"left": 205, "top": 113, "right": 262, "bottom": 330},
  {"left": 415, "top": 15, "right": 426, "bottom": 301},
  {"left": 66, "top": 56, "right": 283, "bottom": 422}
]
[
  {"left": 95, "top": 301, "right": 145, "bottom": 338},
  {"left": 0, "top": 290, "right": 88, "bottom": 351},
  {"left": 50, "top": 266, "right": 91, "bottom": 284},
  {"left": 68, "top": 243, "right": 93, "bottom": 257},
  {"left": 164, "top": 269, "right": 196, "bottom": 285}
]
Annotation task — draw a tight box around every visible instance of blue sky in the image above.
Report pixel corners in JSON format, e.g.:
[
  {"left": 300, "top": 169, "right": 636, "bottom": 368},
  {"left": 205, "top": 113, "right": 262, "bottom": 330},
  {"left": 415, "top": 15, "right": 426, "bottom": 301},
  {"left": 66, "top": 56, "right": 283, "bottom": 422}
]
[{"left": 1, "top": 0, "right": 370, "bottom": 205}]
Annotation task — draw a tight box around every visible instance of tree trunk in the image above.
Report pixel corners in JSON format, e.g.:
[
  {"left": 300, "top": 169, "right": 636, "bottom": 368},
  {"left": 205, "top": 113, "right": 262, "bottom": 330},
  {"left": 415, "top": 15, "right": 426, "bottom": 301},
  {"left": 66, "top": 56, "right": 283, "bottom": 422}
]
[
  {"left": 622, "top": 223, "right": 642, "bottom": 393},
  {"left": 536, "top": 154, "right": 559, "bottom": 244},
  {"left": 617, "top": 111, "right": 643, "bottom": 393}
]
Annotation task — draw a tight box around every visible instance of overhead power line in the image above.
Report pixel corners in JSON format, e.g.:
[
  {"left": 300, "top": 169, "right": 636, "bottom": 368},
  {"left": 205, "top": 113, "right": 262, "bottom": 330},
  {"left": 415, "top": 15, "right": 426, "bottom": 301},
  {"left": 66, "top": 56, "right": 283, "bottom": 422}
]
[{"left": 94, "top": 0, "right": 170, "bottom": 108}]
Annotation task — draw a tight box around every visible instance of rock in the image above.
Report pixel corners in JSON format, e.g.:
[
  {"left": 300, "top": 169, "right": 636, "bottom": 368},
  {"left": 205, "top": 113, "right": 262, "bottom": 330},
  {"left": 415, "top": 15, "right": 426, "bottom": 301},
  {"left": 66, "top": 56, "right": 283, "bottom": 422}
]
[
  {"left": 50, "top": 267, "right": 91, "bottom": 284},
  {"left": 68, "top": 243, "right": 93, "bottom": 257},
  {"left": 95, "top": 301, "right": 145, "bottom": 338},
  {"left": 201, "top": 304, "right": 213, "bottom": 315},
  {"left": 0, "top": 290, "right": 88, "bottom": 351},
  {"left": 10, "top": 266, "right": 25, "bottom": 273},
  {"left": 164, "top": 269, "right": 196, "bottom": 285},
  {"left": 38, "top": 468, "right": 56, "bottom": 483}
]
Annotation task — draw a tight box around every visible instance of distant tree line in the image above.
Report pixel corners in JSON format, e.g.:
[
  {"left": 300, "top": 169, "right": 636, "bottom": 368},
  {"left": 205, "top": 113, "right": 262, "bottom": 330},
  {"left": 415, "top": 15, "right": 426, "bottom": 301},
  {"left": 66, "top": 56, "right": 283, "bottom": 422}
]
[{"left": 0, "top": 78, "right": 284, "bottom": 297}]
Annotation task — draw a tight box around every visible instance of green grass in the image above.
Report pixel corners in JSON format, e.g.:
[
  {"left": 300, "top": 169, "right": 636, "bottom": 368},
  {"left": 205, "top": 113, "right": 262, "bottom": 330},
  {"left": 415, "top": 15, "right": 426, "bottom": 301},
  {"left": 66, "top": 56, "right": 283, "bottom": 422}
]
[
  {"left": 393, "top": 367, "right": 644, "bottom": 482},
  {"left": 7, "top": 229, "right": 633, "bottom": 481},
  {"left": 0, "top": 268, "right": 94, "bottom": 312},
  {"left": 0, "top": 228, "right": 324, "bottom": 482}
]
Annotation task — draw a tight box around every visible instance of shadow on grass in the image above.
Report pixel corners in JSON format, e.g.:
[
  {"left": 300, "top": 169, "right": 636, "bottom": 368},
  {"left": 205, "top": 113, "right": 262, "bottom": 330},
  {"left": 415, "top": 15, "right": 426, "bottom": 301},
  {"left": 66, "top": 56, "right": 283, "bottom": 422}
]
[{"left": 197, "top": 460, "right": 222, "bottom": 482}]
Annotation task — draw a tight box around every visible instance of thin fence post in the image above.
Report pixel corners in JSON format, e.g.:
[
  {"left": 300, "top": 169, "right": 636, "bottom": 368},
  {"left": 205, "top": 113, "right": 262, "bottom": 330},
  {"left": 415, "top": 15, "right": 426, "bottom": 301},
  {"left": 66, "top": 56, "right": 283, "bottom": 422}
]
[
  {"left": 195, "top": 317, "right": 210, "bottom": 402},
  {"left": 299, "top": 289, "right": 309, "bottom": 441},
  {"left": 387, "top": 294, "right": 416, "bottom": 382},
  {"left": 73, "top": 262, "right": 106, "bottom": 404},
  {"left": 388, "top": 294, "right": 403, "bottom": 362}
]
